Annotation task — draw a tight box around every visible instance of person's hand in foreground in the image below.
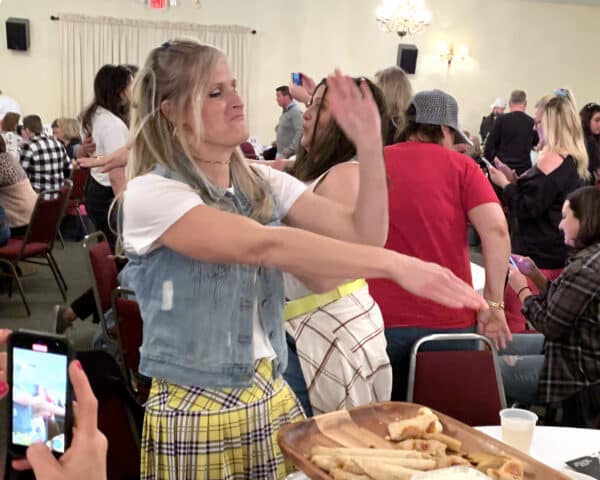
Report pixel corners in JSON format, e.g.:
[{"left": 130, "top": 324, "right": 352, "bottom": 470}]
[{"left": 12, "top": 360, "right": 108, "bottom": 480}]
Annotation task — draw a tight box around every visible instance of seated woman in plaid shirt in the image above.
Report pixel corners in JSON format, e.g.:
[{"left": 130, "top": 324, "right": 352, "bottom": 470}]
[
  {"left": 502, "top": 186, "right": 600, "bottom": 425},
  {"left": 118, "top": 39, "right": 486, "bottom": 480}
]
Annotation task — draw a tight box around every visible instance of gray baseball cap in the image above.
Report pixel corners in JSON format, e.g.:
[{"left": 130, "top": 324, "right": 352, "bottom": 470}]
[{"left": 408, "top": 89, "right": 472, "bottom": 145}]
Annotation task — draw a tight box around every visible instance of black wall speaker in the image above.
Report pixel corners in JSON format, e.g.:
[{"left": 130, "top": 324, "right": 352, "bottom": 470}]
[
  {"left": 6, "top": 18, "right": 30, "bottom": 51},
  {"left": 396, "top": 44, "right": 418, "bottom": 74}
]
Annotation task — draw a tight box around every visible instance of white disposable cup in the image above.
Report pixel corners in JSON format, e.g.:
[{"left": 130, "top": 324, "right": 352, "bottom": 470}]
[{"left": 499, "top": 408, "right": 538, "bottom": 453}]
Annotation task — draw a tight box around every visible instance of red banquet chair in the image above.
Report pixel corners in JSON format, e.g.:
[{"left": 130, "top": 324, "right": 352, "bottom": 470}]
[
  {"left": 82, "top": 231, "right": 119, "bottom": 339},
  {"left": 68, "top": 166, "right": 91, "bottom": 233},
  {"left": 407, "top": 333, "right": 507, "bottom": 426},
  {"left": 111, "top": 286, "right": 148, "bottom": 403},
  {"left": 0, "top": 180, "right": 72, "bottom": 315},
  {"left": 240, "top": 141, "right": 259, "bottom": 160}
]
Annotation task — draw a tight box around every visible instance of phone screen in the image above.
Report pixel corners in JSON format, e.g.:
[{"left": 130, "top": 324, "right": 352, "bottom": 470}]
[
  {"left": 291, "top": 72, "right": 302, "bottom": 86},
  {"left": 509, "top": 256, "right": 519, "bottom": 269},
  {"left": 9, "top": 332, "right": 71, "bottom": 455}
]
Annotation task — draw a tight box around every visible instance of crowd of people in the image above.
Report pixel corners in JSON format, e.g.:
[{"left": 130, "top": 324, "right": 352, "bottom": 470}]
[{"left": 0, "top": 37, "right": 599, "bottom": 479}]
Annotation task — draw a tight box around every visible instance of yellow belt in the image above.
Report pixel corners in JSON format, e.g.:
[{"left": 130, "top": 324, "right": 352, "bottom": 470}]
[{"left": 283, "top": 279, "right": 367, "bottom": 321}]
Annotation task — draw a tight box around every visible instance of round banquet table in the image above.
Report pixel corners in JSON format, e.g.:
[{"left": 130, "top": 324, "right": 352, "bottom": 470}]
[{"left": 477, "top": 426, "right": 600, "bottom": 470}]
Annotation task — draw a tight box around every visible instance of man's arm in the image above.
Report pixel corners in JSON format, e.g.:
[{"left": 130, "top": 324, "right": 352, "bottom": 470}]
[
  {"left": 20, "top": 144, "right": 33, "bottom": 174},
  {"left": 468, "top": 202, "right": 512, "bottom": 348}
]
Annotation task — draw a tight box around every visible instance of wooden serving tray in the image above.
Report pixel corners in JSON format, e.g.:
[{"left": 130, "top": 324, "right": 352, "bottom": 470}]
[{"left": 278, "top": 401, "right": 569, "bottom": 480}]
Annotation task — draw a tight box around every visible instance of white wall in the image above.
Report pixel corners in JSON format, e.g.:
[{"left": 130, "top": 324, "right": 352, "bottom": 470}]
[{"left": 0, "top": 0, "right": 598, "bottom": 144}]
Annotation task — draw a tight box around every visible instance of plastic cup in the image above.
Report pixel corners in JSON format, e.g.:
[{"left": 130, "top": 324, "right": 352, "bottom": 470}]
[{"left": 499, "top": 408, "right": 538, "bottom": 453}]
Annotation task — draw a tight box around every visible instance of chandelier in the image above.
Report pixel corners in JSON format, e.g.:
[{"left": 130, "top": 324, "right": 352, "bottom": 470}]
[{"left": 375, "top": 0, "right": 432, "bottom": 37}]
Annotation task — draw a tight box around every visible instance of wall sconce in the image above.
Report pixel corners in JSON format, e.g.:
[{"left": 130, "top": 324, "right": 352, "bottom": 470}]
[{"left": 439, "top": 44, "right": 469, "bottom": 69}]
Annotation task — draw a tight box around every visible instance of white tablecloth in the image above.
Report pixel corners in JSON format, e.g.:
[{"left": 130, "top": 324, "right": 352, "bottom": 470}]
[{"left": 477, "top": 426, "right": 600, "bottom": 469}]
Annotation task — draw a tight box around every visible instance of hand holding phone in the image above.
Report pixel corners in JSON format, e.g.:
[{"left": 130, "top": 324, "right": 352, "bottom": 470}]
[
  {"left": 481, "top": 156, "right": 493, "bottom": 168},
  {"left": 8, "top": 330, "right": 73, "bottom": 457},
  {"left": 291, "top": 72, "right": 303, "bottom": 86},
  {"left": 10, "top": 346, "right": 109, "bottom": 480}
]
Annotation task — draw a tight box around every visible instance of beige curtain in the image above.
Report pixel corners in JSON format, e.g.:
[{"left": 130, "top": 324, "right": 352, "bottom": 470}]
[{"left": 59, "top": 14, "right": 252, "bottom": 119}]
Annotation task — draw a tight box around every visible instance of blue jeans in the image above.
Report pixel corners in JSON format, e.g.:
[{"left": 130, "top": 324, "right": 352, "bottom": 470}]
[
  {"left": 385, "top": 325, "right": 477, "bottom": 401},
  {"left": 499, "top": 333, "right": 545, "bottom": 404},
  {"left": 283, "top": 333, "right": 313, "bottom": 417}
]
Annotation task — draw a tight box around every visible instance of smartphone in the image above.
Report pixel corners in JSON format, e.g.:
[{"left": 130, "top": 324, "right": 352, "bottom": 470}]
[
  {"left": 481, "top": 156, "right": 493, "bottom": 168},
  {"left": 8, "top": 330, "right": 74, "bottom": 458},
  {"left": 509, "top": 256, "right": 519, "bottom": 269},
  {"left": 291, "top": 72, "right": 303, "bottom": 86}
]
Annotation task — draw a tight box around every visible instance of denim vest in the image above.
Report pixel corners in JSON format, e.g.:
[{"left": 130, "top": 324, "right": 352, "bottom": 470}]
[{"left": 119, "top": 165, "right": 286, "bottom": 388}]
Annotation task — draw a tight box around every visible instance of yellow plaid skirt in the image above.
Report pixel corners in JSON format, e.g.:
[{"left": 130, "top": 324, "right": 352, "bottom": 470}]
[{"left": 141, "top": 359, "right": 305, "bottom": 480}]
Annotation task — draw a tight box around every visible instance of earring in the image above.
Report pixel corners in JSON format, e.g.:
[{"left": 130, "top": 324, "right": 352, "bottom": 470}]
[{"left": 169, "top": 121, "right": 177, "bottom": 137}]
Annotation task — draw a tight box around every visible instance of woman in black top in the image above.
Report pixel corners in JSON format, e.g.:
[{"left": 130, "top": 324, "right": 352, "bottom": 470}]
[
  {"left": 580, "top": 102, "right": 600, "bottom": 183},
  {"left": 489, "top": 89, "right": 589, "bottom": 332}
]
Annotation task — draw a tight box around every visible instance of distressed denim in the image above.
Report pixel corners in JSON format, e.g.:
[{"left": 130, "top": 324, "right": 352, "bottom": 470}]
[{"left": 120, "top": 165, "right": 286, "bottom": 388}]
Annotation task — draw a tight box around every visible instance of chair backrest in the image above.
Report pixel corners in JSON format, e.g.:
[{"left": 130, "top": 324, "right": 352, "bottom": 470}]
[
  {"left": 240, "top": 141, "right": 259, "bottom": 160},
  {"left": 77, "top": 350, "right": 142, "bottom": 480},
  {"left": 21, "top": 180, "right": 72, "bottom": 253},
  {"left": 69, "top": 166, "right": 90, "bottom": 202},
  {"left": 407, "top": 333, "right": 507, "bottom": 426},
  {"left": 111, "top": 287, "right": 143, "bottom": 377},
  {"left": 83, "top": 231, "right": 118, "bottom": 336}
]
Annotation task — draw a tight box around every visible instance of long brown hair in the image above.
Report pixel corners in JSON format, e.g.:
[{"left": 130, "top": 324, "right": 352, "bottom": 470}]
[
  {"left": 375, "top": 66, "right": 413, "bottom": 144},
  {"left": 81, "top": 64, "right": 132, "bottom": 135},
  {"left": 568, "top": 186, "right": 600, "bottom": 251},
  {"left": 288, "top": 77, "right": 388, "bottom": 183}
]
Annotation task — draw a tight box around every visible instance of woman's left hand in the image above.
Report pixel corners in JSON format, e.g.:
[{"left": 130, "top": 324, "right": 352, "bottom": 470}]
[
  {"left": 508, "top": 265, "right": 529, "bottom": 293},
  {"left": 487, "top": 164, "right": 511, "bottom": 188},
  {"left": 325, "top": 69, "right": 382, "bottom": 153}
]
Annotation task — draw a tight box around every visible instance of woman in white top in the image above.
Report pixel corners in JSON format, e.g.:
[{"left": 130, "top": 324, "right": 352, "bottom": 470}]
[
  {"left": 80, "top": 64, "right": 131, "bottom": 246},
  {"left": 54, "top": 65, "right": 132, "bottom": 334},
  {"left": 118, "top": 39, "right": 486, "bottom": 479},
  {"left": 283, "top": 77, "right": 392, "bottom": 416}
]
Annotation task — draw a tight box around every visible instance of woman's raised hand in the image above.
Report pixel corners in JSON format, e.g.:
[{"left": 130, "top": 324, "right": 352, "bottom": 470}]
[{"left": 325, "top": 69, "right": 382, "bottom": 153}]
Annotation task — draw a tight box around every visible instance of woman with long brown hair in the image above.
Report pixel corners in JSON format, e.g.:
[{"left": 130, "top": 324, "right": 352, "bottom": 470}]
[{"left": 283, "top": 78, "right": 392, "bottom": 416}]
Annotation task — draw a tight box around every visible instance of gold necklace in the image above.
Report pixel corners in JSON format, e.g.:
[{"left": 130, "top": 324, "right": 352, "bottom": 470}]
[{"left": 196, "top": 158, "right": 231, "bottom": 165}]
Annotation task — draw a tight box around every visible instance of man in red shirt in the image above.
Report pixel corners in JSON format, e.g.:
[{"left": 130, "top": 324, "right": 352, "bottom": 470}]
[{"left": 368, "top": 89, "right": 511, "bottom": 400}]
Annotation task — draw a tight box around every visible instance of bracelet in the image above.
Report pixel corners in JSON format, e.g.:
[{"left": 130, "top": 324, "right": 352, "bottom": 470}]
[
  {"left": 517, "top": 286, "right": 532, "bottom": 298},
  {"left": 485, "top": 299, "right": 505, "bottom": 310}
]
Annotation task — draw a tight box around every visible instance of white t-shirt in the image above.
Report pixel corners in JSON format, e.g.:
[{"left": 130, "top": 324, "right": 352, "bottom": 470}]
[
  {"left": 90, "top": 106, "right": 129, "bottom": 187},
  {"left": 123, "top": 164, "right": 307, "bottom": 360}
]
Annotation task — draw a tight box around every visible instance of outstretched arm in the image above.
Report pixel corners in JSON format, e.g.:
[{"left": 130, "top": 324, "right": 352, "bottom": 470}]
[{"left": 160, "top": 204, "right": 487, "bottom": 312}]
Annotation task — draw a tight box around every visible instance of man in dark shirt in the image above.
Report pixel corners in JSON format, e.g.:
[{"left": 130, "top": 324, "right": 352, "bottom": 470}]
[{"left": 484, "top": 90, "right": 539, "bottom": 175}]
